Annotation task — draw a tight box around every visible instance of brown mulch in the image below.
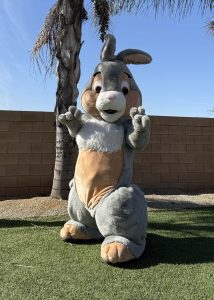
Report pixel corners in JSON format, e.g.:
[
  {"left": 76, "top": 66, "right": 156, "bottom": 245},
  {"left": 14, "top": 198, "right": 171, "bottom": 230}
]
[
  {"left": 0, "top": 197, "right": 68, "bottom": 219},
  {"left": 146, "top": 193, "right": 214, "bottom": 210},
  {"left": 0, "top": 194, "right": 214, "bottom": 219}
]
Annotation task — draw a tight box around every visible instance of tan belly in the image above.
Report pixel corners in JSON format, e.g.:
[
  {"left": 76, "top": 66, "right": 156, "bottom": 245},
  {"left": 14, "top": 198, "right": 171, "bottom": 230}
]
[{"left": 74, "top": 150, "right": 123, "bottom": 208}]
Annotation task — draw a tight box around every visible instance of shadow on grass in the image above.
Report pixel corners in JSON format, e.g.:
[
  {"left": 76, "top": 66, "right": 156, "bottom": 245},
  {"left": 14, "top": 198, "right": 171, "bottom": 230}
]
[
  {"left": 1, "top": 209, "right": 214, "bottom": 269},
  {"left": 0, "top": 219, "right": 65, "bottom": 228},
  {"left": 150, "top": 222, "right": 214, "bottom": 233},
  {"left": 149, "top": 208, "right": 214, "bottom": 233},
  {"left": 147, "top": 199, "right": 214, "bottom": 210},
  {"left": 112, "top": 233, "right": 214, "bottom": 269},
  {"left": 110, "top": 208, "right": 214, "bottom": 269}
]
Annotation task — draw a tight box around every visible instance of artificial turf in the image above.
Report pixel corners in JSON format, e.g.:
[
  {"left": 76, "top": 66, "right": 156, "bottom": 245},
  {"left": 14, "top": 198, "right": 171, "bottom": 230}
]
[{"left": 0, "top": 208, "right": 213, "bottom": 300}]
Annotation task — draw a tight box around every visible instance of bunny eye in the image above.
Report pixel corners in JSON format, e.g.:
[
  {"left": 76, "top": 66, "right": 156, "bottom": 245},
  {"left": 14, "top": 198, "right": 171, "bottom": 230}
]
[
  {"left": 95, "top": 86, "right": 102, "bottom": 94},
  {"left": 121, "top": 81, "right": 130, "bottom": 96},
  {"left": 93, "top": 80, "right": 102, "bottom": 94},
  {"left": 122, "top": 87, "right": 129, "bottom": 95}
]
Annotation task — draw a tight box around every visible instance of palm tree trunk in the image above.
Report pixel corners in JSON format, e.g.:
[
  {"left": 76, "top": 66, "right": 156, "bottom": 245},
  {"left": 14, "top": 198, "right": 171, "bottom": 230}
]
[{"left": 51, "top": 0, "right": 84, "bottom": 199}]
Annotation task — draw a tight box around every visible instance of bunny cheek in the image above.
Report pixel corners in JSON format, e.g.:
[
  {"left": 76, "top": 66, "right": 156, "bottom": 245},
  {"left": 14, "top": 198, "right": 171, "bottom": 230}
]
[
  {"left": 124, "top": 90, "right": 141, "bottom": 117},
  {"left": 81, "top": 90, "right": 100, "bottom": 117}
]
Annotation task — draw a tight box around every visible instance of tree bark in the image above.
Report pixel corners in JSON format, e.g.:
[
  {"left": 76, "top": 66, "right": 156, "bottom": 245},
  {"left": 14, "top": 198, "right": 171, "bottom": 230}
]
[{"left": 51, "top": 0, "right": 84, "bottom": 199}]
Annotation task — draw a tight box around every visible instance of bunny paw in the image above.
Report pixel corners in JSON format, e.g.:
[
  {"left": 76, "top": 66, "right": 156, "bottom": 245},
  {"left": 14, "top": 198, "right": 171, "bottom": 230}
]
[
  {"left": 101, "top": 242, "right": 135, "bottom": 264},
  {"left": 58, "top": 105, "right": 82, "bottom": 127},
  {"left": 130, "top": 106, "right": 150, "bottom": 132},
  {"left": 60, "top": 224, "right": 91, "bottom": 241}
]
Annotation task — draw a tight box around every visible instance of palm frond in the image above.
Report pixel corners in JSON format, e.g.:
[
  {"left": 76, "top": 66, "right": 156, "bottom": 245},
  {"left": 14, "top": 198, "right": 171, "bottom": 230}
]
[
  {"left": 90, "top": 0, "right": 213, "bottom": 40},
  {"left": 32, "top": 2, "right": 60, "bottom": 74},
  {"left": 32, "top": 0, "right": 87, "bottom": 74},
  {"left": 108, "top": 0, "right": 213, "bottom": 16},
  {"left": 91, "top": 0, "right": 110, "bottom": 41},
  {"left": 208, "top": 19, "right": 214, "bottom": 34}
]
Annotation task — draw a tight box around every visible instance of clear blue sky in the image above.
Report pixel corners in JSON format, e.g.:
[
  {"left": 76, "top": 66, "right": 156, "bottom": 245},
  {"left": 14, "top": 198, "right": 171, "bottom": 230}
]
[{"left": 0, "top": 0, "right": 213, "bottom": 117}]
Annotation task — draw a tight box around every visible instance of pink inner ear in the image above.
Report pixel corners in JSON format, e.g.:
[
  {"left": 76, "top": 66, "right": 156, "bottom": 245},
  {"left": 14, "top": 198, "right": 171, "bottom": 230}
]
[{"left": 124, "top": 54, "right": 151, "bottom": 65}]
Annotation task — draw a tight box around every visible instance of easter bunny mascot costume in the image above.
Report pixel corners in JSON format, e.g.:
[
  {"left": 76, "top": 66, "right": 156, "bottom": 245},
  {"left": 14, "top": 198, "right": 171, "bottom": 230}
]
[{"left": 59, "top": 35, "right": 152, "bottom": 264}]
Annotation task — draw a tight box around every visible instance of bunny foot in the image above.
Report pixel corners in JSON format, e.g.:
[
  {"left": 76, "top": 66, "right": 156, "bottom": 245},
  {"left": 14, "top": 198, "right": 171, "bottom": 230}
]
[
  {"left": 101, "top": 242, "right": 135, "bottom": 264},
  {"left": 60, "top": 224, "right": 91, "bottom": 241}
]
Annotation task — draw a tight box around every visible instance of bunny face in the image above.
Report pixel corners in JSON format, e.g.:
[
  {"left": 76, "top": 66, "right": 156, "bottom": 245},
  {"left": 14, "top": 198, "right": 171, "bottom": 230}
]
[
  {"left": 81, "top": 61, "right": 141, "bottom": 122},
  {"left": 81, "top": 35, "right": 152, "bottom": 123}
]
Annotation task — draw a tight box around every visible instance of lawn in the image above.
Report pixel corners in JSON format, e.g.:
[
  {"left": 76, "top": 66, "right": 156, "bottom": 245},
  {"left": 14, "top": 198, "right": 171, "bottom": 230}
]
[{"left": 0, "top": 209, "right": 213, "bottom": 300}]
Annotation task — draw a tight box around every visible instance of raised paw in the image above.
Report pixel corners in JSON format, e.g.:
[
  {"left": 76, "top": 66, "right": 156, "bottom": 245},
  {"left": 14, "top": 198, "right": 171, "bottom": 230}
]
[
  {"left": 58, "top": 105, "right": 82, "bottom": 126},
  {"left": 101, "top": 242, "right": 135, "bottom": 264},
  {"left": 130, "top": 106, "right": 150, "bottom": 132},
  {"left": 60, "top": 224, "right": 91, "bottom": 241}
]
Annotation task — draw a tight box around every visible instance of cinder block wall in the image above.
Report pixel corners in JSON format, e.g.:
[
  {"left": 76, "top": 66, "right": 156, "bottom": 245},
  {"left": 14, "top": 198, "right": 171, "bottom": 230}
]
[
  {"left": 0, "top": 111, "right": 55, "bottom": 197},
  {"left": 0, "top": 110, "right": 214, "bottom": 198},
  {"left": 134, "top": 116, "right": 214, "bottom": 192}
]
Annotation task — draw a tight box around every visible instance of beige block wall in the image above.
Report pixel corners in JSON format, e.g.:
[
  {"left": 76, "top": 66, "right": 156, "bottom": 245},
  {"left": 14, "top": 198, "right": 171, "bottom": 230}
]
[
  {"left": 0, "top": 110, "right": 214, "bottom": 198},
  {"left": 134, "top": 116, "right": 214, "bottom": 191},
  {"left": 0, "top": 111, "right": 55, "bottom": 197}
]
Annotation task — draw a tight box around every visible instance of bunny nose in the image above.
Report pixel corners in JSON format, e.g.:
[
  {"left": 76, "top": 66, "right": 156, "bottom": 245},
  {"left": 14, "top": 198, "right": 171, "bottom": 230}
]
[
  {"left": 107, "top": 93, "right": 116, "bottom": 101},
  {"left": 103, "top": 90, "right": 122, "bottom": 101}
]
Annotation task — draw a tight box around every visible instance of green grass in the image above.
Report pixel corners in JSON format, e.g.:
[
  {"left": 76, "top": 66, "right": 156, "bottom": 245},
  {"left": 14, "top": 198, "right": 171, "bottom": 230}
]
[{"left": 0, "top": 209, "right": 214, "bottom": 300}]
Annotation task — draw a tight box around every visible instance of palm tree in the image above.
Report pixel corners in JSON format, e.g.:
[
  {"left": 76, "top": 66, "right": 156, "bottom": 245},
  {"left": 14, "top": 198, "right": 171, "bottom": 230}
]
[
  {"left": 32, "top": 0, "right": 213, "bottom": 199},
  {"left": 32, "top": 0, "right": 85, "bottom": 199},
  {"left": 209, "top": 20, "right": 214, "bottom": 34}
]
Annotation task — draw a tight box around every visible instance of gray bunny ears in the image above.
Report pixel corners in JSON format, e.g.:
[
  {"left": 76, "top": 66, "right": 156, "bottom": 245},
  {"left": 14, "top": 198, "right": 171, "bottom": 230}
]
[{"left": 100, "top": 34, "right": 152, "bottom": 64}]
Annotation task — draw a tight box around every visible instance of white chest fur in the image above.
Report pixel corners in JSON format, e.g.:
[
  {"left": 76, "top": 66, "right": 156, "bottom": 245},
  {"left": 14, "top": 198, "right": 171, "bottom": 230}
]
[{"left": 76, "top": 118, "right": 124, "bottom": 153}]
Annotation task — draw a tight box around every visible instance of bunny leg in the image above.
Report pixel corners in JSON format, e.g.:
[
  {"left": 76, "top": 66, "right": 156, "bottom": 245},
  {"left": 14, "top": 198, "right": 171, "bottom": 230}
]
[
  {"left": 60, "top": 180, "right": 103, "bottom": 241},
  {"left": 95, "top": 185, "right": 147, "bottom": 263}
]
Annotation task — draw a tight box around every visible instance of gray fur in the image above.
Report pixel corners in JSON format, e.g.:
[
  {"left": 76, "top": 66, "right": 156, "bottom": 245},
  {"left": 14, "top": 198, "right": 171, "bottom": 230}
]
[
  {"left": 82, "top": 60, "right": 142, "bottom": 104},
  {"left": 116, "top": 49, "right": 152, "bottom": 64},
  {"left": 59, "top": 35, "right": 152, "bottom": 261},
  {"left": 82, "top": 37, "right": 152, "bottom": 100},
  {"left": 127, "top": 107, "right": 151, "bottom": 149},
  {"left": 61, "top": 115, "right": 150, "bottom": 258},
  {"left": 100, "top": 34, "right": 116, "bottom": 62},
  {"left": 66, "top": 180, "right": 147, "bottom": 258},
  {"left": 58, "top": 106, "right": 90, "bottom": 138}
]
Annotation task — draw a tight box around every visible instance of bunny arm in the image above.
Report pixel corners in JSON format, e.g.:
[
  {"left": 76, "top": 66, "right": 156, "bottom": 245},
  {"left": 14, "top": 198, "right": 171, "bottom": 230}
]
[
  {"left": 126, "top": 113, "right": 150, "bottom": 150},
  {"left": 59, "top": 107, "right": 91, "bottom": 138},
  {"left": 126, "top": 125, "right": 150, "bottom": 150},
  {"left": 67, "top": 113, "right": 90, "bottom": 138}
]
